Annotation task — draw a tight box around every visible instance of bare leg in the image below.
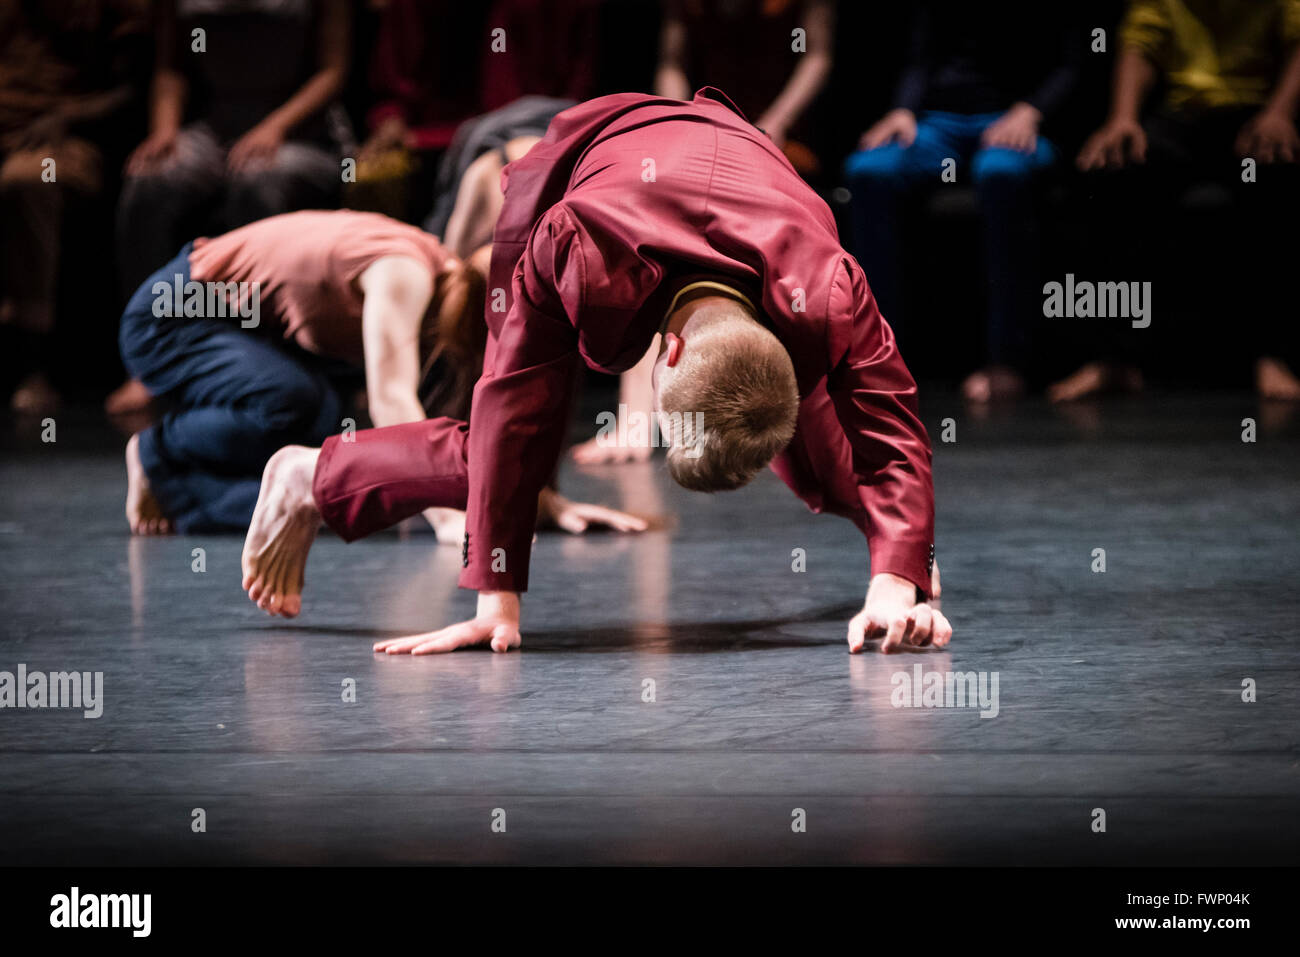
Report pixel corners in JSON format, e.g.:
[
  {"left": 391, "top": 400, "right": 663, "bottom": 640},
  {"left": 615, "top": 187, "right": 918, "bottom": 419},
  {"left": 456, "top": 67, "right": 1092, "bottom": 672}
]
[
  {"left": 1256, "top": 357, "right": 1300, "bottom": 401},
  {"left": 105, "top": 378, "right": 154, "bottom": 416},
  {"left": 961, "top": 365, "right": 1025, "bottom": 404},
  {"left": 1048, "top": 361, "right": 1143, "bottom": 403},
  {"left": 423, "top": 506, "right": 466, "bottom": 544},
  {"left": 241, "top": 445, "right": 321, "bottom": 618},
  {"left": 442, "top": 151, "right": 504, "bottom": 258},
  {"left": 125, "top": 433, "right": 172, "bottom": 535},
  {"left": 442, "top": 136, "right": 541, "bottom": 258}
]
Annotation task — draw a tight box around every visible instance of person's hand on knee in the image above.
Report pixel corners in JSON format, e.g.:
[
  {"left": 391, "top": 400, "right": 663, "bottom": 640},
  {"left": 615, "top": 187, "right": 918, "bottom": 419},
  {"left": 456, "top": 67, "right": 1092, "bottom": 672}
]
[
  {"left": 1077, "top": 118, "right": 1147, "bottom": 171},
  {"left": 859, "top": 109, "right": 918, "bottom": 151},
  {"left": 1235, "top": 109, "right": 1299, "bottom": 164}
]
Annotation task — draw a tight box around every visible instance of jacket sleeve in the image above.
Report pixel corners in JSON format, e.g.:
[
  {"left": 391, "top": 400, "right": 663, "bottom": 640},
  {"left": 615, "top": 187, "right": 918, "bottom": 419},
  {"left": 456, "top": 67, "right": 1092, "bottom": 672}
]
[
  {"left": 823, "top": 258, "right": 935, "bottom": 597},
  {"left": 458, "top": 207, "right": 583, "bottom": 593}
]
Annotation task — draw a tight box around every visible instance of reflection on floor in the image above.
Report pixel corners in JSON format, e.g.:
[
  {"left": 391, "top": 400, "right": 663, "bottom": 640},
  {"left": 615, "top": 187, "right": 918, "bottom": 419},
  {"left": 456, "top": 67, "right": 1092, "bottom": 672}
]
[{"left": 1, "top": 393, "right": 1298, "bottom": 864}]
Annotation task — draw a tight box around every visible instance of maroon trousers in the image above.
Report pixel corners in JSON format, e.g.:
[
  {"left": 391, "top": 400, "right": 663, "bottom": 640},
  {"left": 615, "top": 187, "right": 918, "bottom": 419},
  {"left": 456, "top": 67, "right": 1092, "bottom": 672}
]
[
  {"left": 311, "top": 380, "right": 880, "bottom": 560},
  {"left": 312, "top": 417, "right": 470, "bottom": 542}
]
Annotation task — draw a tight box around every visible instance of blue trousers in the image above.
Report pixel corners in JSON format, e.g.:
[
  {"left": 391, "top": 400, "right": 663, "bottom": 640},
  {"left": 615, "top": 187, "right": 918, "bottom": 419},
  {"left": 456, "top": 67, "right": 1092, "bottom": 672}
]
[
  {"left": 119, "top": 244, "right": 342, "bottom": 532},
  {"left": 844, "top": 111, "right": 1056, "bottom": 366}
]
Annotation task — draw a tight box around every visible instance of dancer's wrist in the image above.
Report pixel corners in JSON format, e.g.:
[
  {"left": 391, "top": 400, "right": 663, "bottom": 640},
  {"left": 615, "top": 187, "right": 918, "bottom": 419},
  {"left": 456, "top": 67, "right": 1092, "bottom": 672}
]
[{"left": 477, "top": 590, "right": 520, "bottom": 623}]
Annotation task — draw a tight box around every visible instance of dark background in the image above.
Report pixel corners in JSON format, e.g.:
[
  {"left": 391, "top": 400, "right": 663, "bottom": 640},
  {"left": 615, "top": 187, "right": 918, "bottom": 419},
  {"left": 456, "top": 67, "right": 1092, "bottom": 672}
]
[{"left": 16, "top": 0, "right": 1262, "bottom": 403}]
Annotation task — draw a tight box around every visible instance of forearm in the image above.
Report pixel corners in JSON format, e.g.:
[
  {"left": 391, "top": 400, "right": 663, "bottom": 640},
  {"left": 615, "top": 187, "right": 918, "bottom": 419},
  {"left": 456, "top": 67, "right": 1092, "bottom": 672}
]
[
  {"left": 60, "top": 86, "right": 133, "bottom": 124},
  {"left": 761, "top": 0, "right": 833, "bottom": 131},
  {"left": 655, "top": 65, "right": 691, "bottom": 100},
  {"left": 478, "top": 590, "right": 520, "bottom": 623},
  {"left": 1006, "top": 100, "right": 1043, "bottom": 122},
  {"left": 366, "top": 388, "right": 425, "bottom": 429},
  {"left": 262, "top": 68, "right": 345, "bottom": 135},
  {"left": 760, "top": 52, "right": 832, "bottom": 132},
  {"left": 149, "top": 68, "right": 185, "bottom": 135},
  {"left": 655, "top": 16, "right": 691, "bottom": 100},
  {"left": 1025, "top": 63, "right": 1079, "bottom": 121},
  {"left": 1109, "top": 48, "right": 1157, "bottom": 121},
  {"left": 1263, "top": 45, "right": 1300, "bottom": 117},
  {"left": 867, "top": 571, "right": 923, "bottom": 606},
  {"left": 262, "top": 0, "right": 348, "bottom": 134}
]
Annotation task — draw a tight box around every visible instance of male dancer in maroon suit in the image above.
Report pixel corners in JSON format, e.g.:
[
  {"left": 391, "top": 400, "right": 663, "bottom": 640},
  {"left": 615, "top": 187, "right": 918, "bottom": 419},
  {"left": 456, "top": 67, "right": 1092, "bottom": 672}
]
[{"left": 242, "top": 88, "right": 952, "bottom": 655}]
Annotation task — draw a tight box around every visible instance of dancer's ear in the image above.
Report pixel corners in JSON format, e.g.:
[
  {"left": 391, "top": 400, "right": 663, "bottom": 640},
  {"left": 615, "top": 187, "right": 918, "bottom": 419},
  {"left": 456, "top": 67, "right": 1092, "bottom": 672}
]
[{"left": 665, "top": 332, "right": 684, "bottom": 367}]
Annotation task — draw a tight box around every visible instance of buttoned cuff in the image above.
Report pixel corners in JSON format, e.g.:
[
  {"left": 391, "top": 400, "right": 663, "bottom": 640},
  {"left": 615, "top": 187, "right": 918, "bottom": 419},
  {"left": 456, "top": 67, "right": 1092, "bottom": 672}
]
[
  {"left": 867, "top": 538, "right": 934, "bottom": 601},
  {"left": 457, "top": 527, "right": 534, "bottom": 593}
]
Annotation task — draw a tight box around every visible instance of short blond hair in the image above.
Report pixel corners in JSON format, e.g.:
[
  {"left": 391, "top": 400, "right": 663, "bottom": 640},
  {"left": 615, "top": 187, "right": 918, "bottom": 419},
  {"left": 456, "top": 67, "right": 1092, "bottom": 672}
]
[{"left": 659, "top": 308, "right": 799, "bottom": 491}]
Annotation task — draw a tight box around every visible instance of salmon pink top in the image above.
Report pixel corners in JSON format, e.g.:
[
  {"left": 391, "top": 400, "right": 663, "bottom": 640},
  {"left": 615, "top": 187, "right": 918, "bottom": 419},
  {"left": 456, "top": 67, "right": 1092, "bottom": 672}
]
[{"left": 188, "top": 210, "right": 450, "bottom": 362}]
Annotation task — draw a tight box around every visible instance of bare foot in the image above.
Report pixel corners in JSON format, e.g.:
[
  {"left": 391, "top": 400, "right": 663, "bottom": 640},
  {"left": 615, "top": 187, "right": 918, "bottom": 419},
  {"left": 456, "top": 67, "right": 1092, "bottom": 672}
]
[
  {"left": 11, "top": 372, "right": 60, "bottom": 416},
  {"left": 962, "top": 365, "right": 1025, "bottom": 403},
  {"left": 1048, "top": 361, "right": 1143, "bottom": 403},
  {"left": 571, "top": 434, "right": 653, "bottom": 465},
  {"left": 105, "top": 378, "right": 153, "bottom": 417},
  {"left": 242, "top": 445, "right": 322, "bottom": 618},
  {"left": 423, "top": 506, "right": 466, "bottom": 545},
  {"left": 1256, "top": 357, "right": 1300, "bottom": 401},
  {"left": 125, "top": 433, "right": 172, "bottom": 535}
]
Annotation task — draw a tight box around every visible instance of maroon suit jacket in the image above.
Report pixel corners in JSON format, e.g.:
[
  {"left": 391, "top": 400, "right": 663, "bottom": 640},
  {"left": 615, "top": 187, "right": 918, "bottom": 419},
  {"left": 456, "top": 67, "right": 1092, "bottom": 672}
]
[{"left": 464, "top": 88, "right": 935, "bottom": 597}]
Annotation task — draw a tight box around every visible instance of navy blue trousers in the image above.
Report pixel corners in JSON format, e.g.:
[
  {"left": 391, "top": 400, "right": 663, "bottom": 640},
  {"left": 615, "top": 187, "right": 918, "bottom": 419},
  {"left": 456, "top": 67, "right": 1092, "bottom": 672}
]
[
  {"left": 844, "top": 111, "right": 1057, "bottom": 367},
  {"left": 119, "top": 244, "right": 343, "bottom": 532}
]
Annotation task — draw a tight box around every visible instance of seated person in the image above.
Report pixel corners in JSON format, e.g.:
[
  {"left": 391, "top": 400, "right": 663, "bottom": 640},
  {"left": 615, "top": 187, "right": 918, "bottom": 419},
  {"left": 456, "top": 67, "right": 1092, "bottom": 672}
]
[
  {"left": 844, "top": 0, "right": 1080, "bottom": 403},
  {"left": 0, "top": 0, "right": 146, "bottom": 415},
  {"left": 655, "top": 0, "right": 833, "bottom": 177},
  {"left": 1059, "top": 0, "right": 1300, "bottom": 402},
  {"left": 109, "top": 0, "right": 350, "bottom": 415}
]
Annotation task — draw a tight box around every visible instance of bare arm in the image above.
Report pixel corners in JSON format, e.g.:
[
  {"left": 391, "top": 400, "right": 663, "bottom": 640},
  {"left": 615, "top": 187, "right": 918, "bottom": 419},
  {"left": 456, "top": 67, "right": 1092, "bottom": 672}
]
[
  {"left": 756, "top": 0, "right": 834, "bottom": 142},
  {"left": 1077, "top": 49, "right": 1158, "bottom": 169},
  {"left": 1235, "top": 42, "right": 1300, "bottom": 161},
  {"left": 654, "top": 12, "right": 692, "bottom": 100},
  {"left": 358, "top": 256, "right": 436, "bottom": 428},
  {"left": 1264, "top": 43, "right": 1300, "bottom": 118},
  {"left": 1108, "top": 47, "right": 1158, "bottom": 123},
  {"left": 123, "top": 1, "right": 185, "bottom": 173},
  {"left": 260, "top": 0, "right": 349, "bottom": 135},
  {"left": 150, "top": 0, "right": 185, "bottom": 134}
]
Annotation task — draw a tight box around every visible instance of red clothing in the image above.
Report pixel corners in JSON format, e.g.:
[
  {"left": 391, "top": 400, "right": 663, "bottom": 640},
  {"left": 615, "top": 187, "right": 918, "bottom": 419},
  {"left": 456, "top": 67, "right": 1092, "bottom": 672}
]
[
  {"left": 314, "top": 89, "right": 935, "bottom": 597},
  {"left": 480, "top": 0, "right": 599, "bottom": 111},
  {"left": 366, "top": 0, "right": 482, "bottom": 150}
]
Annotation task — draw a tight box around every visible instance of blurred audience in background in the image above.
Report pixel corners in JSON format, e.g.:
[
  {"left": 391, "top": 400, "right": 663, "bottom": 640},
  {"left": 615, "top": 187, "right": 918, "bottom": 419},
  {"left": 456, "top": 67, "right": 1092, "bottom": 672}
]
[
  {"left": 481, "top": 0, "right": 601, "bottom": 110},
  {"left": 1059, "top": 0, "right": 1300, "bottom": 402},
  {"left": 349, "top": 0, "right": 592, "bottom": 226},
  {"left": 1, "top": 0, "right": 147, "bottom": 415},
  {"left": 656, "top": 0, "right": 833, "bottom": 177},
  {"left": 1, "top": 0, "right": 1296, "bottom": 418},
  {"left": 109, "top": 0, "right": 351, "bottom": 416},
  {"left": 348, "top": 0, "right": 487, "bottom": 221},
  {"left": 843, "top": 1, "right": 1081, "bottom": 404}
]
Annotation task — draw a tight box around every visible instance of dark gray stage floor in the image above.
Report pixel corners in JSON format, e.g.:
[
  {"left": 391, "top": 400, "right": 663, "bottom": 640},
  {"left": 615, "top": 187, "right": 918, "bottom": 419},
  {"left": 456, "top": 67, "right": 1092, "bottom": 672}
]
[{"left": 1, "top": 393, "right": 1298, "bottom": 865}]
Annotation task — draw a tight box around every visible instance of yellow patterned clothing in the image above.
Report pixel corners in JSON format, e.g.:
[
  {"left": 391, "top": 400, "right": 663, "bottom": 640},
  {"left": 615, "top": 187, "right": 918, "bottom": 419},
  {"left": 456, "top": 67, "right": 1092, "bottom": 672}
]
[{"left": 1121, "top": 0, "right": 1300, "bottom": 110}]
